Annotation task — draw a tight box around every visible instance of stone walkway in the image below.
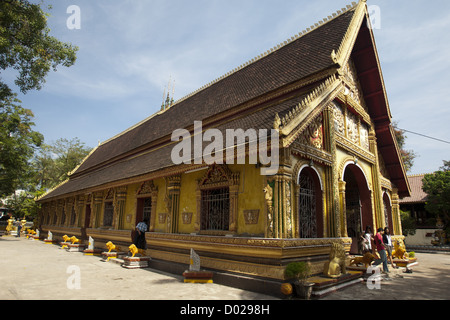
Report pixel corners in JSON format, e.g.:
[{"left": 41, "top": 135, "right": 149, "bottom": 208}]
[
  {"left": 1, "top": 236, "right": 449, "bottom": 301},
  {"left": 0, "top": 236, "right": 275, "bottom": 300}
]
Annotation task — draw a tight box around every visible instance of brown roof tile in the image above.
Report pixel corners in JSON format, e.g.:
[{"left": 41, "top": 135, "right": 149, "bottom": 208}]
[
  {"left": 399, "top": 174, "right": 428, "bottom": 204},
  {"left": 39, "top": 8, "right": 357, "bottom": 201}
]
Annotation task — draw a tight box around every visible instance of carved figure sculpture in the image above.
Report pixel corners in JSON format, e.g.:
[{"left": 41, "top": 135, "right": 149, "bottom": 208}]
[
  {"left": 129, "top": 244, "right": 138, "bottom": 257},
  {"left": 349, "top": 252, "right": 376, "bottom": 268},
  {"left": 106, "top": 241, "right": 120, "bottom": 253},
  {"left": 70, "top": 236, "right": 79, "bottom": 244},
  {"left": 263, "top": 184, "right": 274, "bottom": 237},
  {"left": 392, "top": 239, "right": 409, "bottom": 260},
  {"left": 323, "top": 243, "right": 347, "bottom": 278},
  {"left": 62, "top": 235, "right": 70, "bottom": 243}
]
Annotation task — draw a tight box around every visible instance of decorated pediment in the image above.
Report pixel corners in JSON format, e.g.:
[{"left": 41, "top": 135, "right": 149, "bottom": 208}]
[
  {"left": 198, "top": 164, "right": 239, "bottom": 188},
  {"left": 137, "top": 180, "right": 157, "bottom": 196},
  {"left": 297, "top": 113, "right": 324, "bottom": 150}
]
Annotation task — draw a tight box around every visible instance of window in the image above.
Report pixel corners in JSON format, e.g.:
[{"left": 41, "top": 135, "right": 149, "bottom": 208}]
[
  {"left": 103, "top": 202, "right": 114, "bottom": 227},
  {"left": 201, "top": 188, "right": 230, "bottom": 231}
]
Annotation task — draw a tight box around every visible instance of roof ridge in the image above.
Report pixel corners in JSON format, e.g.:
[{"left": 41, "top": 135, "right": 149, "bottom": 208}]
[{"left": 172, "top": 1, "right": 359, "bottom": 107}]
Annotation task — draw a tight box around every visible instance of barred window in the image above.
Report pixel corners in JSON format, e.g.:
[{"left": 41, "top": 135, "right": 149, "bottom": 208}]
[
  {"left": 201, "top": 188, "right": 230, "bottom": 231},
  {"left": 103, "top": 202, "right": 114, "bottom": 227}
]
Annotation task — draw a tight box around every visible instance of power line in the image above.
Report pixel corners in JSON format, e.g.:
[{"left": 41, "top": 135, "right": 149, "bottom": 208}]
[{"left": 397, "top": 128, "right": 450, "bottom": 145}]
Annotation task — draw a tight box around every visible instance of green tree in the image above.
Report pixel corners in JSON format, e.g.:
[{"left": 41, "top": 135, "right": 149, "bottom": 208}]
[
  {"left": 393, "top": 122, "right": 417, "bottom": 173},
  {"left": 0, "top": 95, "right": 43, "bottom": 197},
  {"left": 0, "top": 0, "right": 78, "bottom": 101},
  {"left": 0, "top": 0, "right": 78, "bottom": 197},
  {"left": 31, "top": 137, "right": 92, "bottom": 191},
  {"left": 422, "top": 161, "right": 450, "bottom": 239}
]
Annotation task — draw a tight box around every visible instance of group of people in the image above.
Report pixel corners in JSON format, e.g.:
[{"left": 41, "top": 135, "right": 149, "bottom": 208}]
[{"left": 360, "top": 226, "right": 397, "bottom": 274}]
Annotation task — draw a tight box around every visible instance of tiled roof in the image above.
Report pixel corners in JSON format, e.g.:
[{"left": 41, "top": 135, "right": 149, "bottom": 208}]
[
  {"left": 38, "top": 5, "right": 372, "bottom": 202},
  {"left": 399, "top": 174, "right": 428, "bottom": 204},
  {"left": 72, "top": 8, "right": 356, "bottom": 176}
]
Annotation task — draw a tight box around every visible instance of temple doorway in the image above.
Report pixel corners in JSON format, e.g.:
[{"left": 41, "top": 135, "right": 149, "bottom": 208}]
[
  {"left": 344, "top": 164, "right": 373, "bottom": 254},
  {"left": 297, "top": 167, "right": 323, "bottom": 238}
]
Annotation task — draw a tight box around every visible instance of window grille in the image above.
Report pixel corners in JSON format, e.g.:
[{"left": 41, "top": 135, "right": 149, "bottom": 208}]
[
  {"left": 103, "top": 202, "right": 114, "bottom": 227},
  {"left": 298, "top": 172, "right": 317, "bottom": 238},
  {"left": 346, "top": 187, "right": 362, "bottom": 238},
  {"left": 201, "top": 188, "right": 230, "bottom": 231}
]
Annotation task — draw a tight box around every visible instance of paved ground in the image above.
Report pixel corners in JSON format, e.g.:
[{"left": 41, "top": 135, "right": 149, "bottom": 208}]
[
  {"left": 1, "top": 236, "right": 449, "bottom": 301},
  {"left": 322, "top": 250, "right": 450, "bottom": 300}
]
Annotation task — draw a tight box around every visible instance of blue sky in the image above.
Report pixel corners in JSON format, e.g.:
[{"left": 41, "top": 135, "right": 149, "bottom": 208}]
[{"left": 6, "top": 0, "right": 450, "bottom": 175}]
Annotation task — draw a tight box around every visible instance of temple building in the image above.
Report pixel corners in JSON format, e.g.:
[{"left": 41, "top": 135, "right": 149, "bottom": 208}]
[{"left": 37, "top": 0, "right": 410, "bottom": 288}]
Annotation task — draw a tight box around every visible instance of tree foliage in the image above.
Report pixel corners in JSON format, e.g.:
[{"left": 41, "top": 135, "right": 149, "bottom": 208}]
[
  {"left": 392, "top": 122, "right": 417, "bottom": 173},
  {"left": 0, "top": 0, "right": 78, "bottom": 198},
  {"left": 31, "top": 137, "right": 92, "bottom": 191},
  {"left": 0, "top": 95, "right": 43, "bottom": 197},
  {"left": 0, "top": 0, "right": 78, "bottom": 101},
  {"left": 422, "top": 161, "right": 450, "bottom": 236}
]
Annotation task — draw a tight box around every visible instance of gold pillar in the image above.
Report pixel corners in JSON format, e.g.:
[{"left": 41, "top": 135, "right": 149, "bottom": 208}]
[
  {"left": 338, "top": 180, "right": 347, "bottom": 237},
  {"left": 115, "top": 186, "right": 127, "bottom": 230},
  {"left": 391, "top": 189, "right": 401, "bottom": 235},
  {"left": 272, "top": 148, "right": 293, "bottom": 239},
  {"left": 369, "top": 128, "right": 384, "bottom": 229},
  {"left": 167, "top": 175, "right": 181, "bottom": 234},
  {"left": 92, "top": 192, "right": 103, "bottom": 228},
  {"left": 323, "top": 105, "right": 339, "bottom": 237}
]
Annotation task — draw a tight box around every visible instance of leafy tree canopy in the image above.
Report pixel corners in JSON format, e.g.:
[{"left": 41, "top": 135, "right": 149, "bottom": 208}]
[{"left": 0, "top": 0, "right": 78, "bottom": 101}]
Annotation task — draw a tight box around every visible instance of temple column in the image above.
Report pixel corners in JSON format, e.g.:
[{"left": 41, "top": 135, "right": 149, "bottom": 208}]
[
  {"left": 166, "top": 175, "right": 181, "bottom": 234},
  {"left": 271, "top": 147, "right": 293, "bottom": 239},
  {"left": 369, "top": 128, "right": 384, "bottom": 229},
  {"left": 338, "top": 180, "right": 347, "bottom": 237},
  {"left": 114, "top": 186, "right": 127, "bottom": 230},
  {"left": 323, "top": 104, "right": 340, "bottom": 237},
  {"left": 391, "top": 188, "right": 401, "bottom": 235},
  {"left": 92, "top": 192, "right": 103, "bottom": 228}
]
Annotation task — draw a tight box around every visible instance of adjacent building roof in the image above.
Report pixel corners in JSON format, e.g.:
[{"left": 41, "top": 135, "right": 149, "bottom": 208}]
[{"left": 399, "top": 174, "right": 428, "bottom": 204}]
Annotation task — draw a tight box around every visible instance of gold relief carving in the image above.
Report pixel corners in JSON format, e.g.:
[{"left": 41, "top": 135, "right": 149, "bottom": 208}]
[
  {"left": 285, "top": 181, "right": 292, "bottom": 236},
  {"left": 104, "top": 188, "right": 114, "bottom": 201},
  {"left": 263, "top": 183, "right": 274, "bottom": 238},
  {"left": 360, "top": 123, "right": 370, "bottom": 150},
  {"left": 298, "top": 113, "right": 323, "bottom": 149},
  {"left": 198, "top": 164, "right": 239, "bottom": 188},
  {"left": 346, "top": 112, "right": 359, "bottom": 144},
  {"left": 243, "top": 210, "right": 259, "bottom": 225},
  {"left": 158, "top": 213, "right": 168, "bottom": 224},
  {"left": 332, "top": 102, "right": 345, "bottom": 135},
  {"left": 137, "top": 180, "right": 157, "bottom": 196},
  {"left": 146, "top": 232, "right": 352, "bottom": 249},
  {"left": 182, "top": 212, "right": 193, "bottom": 225}
]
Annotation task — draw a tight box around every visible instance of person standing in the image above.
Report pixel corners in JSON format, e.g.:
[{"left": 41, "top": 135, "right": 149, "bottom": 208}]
[
  {"left": 134, "top": 219, "right": 148, "bottom": 249},
  {"left": 363, "top": 226, "right": 373, "bottom": 254},
  {"left": 374, "top": 228, "right": 389, "bottom": 274},
  {"left": 383, "top": 227, "right": 397, "bottom": 269}
]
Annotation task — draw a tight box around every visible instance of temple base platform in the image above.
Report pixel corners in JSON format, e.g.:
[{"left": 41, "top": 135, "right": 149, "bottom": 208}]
[
  {"left": 393, "top": 258, "right": 418, "bottom": 269},
  {"left": 122, "top": 256, "right": 151, "bottom": 269},
  {"left": 101, "top": 251, "right": 126, "bottom": 262},
  {"left": 67, "top": 244, "right": 86, "bottom": 252},
  {"left": 83, "top": 249, "right": 103, "bottom": 256},
  {"left": 308, "top": 271, "right": 363, "bottom": 298},
  {"left": 43, "top": 239, "right": 57, "bottom": 244},
  {"left": 60, "top": 242, "right": 70, "bottom": 249},
  {"left": 183, "top": 271, "right": 214, "bottom": 284}
]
